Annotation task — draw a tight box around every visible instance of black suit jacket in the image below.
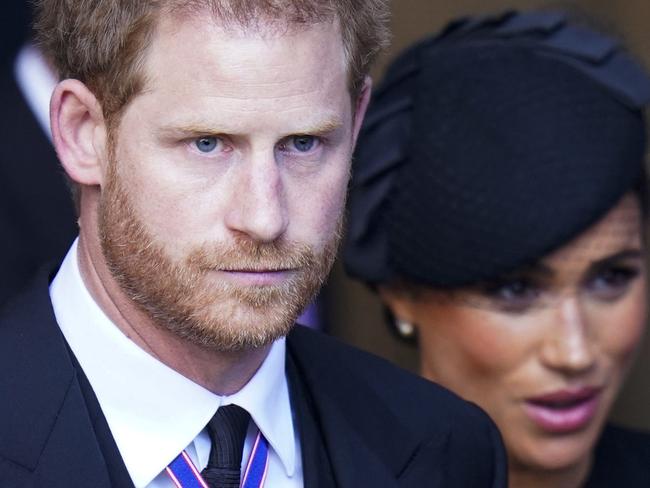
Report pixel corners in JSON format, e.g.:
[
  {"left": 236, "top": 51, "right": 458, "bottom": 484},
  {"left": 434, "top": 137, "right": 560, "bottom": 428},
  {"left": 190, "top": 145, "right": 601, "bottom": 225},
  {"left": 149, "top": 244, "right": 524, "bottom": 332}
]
[
  {"left": 0, "top": 274, "right": 507, "bottom": 487},
  {"left": 585, "top": 424, "right": 650, "bottom": 487},
  {"left": 0, "top": 58, "right": 77, "bottom": 304}
]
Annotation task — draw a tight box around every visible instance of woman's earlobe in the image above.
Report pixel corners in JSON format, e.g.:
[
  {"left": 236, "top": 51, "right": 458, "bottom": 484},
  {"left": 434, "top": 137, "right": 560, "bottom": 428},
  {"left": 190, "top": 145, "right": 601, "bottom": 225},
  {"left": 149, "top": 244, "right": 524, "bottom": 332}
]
[
  {"left": 50, "top": 79, "right": 107, "bottom": 187},
  {"left": 378, "top": 286, "right": 416, "bottom": 320}
]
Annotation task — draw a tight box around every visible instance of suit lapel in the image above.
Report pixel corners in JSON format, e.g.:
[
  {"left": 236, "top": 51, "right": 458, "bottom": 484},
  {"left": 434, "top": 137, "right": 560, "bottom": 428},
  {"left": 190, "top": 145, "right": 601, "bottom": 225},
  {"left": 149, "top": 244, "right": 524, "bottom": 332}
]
[
  {"left": 287, "top": 326, "right": 436, "bottom": 487},
  {"left": 0, "top": 272, "right": 114, "bottom": 487},
  {"left": 72, "top": 349, "right": 136, "bottom": 488},
  {"left": 286, "top": 352, "right": 337, "bottom": 488}
]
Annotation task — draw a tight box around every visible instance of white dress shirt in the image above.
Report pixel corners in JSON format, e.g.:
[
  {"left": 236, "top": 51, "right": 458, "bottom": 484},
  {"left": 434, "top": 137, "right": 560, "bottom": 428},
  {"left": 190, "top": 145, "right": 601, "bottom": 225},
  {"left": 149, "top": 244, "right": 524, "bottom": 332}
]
[{"left": 50, "top": 239, "right": 303, "bottom": 487}]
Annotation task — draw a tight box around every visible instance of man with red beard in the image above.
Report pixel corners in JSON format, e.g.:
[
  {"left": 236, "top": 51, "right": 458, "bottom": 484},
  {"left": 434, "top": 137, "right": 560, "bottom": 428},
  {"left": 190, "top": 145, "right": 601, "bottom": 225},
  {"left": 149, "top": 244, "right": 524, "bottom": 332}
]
[{"left": 0, "top": 2, "right": 506, "bottom": 487}]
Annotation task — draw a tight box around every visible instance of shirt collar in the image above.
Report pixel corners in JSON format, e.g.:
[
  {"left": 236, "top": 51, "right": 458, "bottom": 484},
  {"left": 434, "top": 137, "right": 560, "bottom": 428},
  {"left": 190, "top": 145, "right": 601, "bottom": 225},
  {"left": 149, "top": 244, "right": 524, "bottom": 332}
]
[{"left": 50, "top": 239, "right": 296, "bottom": 486}]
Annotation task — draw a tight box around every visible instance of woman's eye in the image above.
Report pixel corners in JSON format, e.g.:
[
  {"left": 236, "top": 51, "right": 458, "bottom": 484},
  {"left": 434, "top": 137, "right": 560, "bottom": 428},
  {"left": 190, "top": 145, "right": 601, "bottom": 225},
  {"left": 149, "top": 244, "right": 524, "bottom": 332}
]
[
  {"left": 480, "top": 278, "right": 540, "bottom": 312},
  {"left": 585, "top": 266, "right": 640, "bottom": 300},
  {"left": 194, "top": 137, "right": 220, "bottom": 153}
]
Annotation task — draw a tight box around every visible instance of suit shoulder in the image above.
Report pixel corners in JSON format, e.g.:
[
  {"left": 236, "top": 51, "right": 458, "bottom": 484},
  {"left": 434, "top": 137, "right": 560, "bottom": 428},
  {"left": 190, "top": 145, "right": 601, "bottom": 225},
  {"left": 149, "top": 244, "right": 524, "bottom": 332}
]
[
  {"left": 587, "top": 423, "right": 650, "bottom": 486},
  {"left": 287, "top": 327, "right": 506, "bottom": 488},
  {"left": 596, "top": 423, "right": 650, "bottom": 460},
  {"left": 288, "top": 326, "right": 507, "bottom": 486},
  {"left": 288, "top": 325, "right": 498, "bottom": 434}
]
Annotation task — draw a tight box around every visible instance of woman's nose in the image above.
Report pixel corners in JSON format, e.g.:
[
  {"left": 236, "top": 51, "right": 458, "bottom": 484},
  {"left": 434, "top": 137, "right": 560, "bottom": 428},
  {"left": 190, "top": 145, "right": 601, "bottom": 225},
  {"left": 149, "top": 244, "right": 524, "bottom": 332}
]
[{"left": 539, "top": 295, "right": 597, "bottom": 375}]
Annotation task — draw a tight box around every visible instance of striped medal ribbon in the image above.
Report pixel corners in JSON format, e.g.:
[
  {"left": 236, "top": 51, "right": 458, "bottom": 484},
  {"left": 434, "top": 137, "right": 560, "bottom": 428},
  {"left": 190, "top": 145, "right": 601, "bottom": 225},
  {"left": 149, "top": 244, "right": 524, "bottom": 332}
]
[{"left": 166, "top": 430, "right": 270, "bottom": 488}]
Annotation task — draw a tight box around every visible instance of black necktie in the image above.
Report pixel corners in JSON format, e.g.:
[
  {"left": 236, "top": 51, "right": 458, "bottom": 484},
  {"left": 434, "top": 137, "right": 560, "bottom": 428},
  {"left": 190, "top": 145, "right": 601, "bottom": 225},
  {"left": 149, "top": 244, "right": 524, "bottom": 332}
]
[{"left": 201, "top": 404, "right": 251, "bottom": 488}]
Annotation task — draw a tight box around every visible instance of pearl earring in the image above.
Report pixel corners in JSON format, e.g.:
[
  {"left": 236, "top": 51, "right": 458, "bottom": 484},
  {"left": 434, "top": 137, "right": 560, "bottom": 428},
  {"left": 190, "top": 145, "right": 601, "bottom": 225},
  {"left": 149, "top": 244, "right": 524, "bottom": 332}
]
[{"left": 395, "top": 318, "right": 415, "bottom": 338}]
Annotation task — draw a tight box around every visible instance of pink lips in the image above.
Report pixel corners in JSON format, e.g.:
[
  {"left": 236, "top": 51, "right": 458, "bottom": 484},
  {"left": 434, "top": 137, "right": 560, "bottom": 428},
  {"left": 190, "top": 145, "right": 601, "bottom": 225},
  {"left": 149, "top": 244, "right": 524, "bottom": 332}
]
[{"left": 523, "top": 387, "right": 601, "bottom": 434}]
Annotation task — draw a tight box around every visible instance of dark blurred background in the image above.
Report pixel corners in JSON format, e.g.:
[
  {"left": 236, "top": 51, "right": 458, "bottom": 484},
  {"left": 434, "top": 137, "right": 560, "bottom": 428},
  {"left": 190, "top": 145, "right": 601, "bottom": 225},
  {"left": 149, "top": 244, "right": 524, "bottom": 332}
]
[
  {"left": 0, "top": 1, "right": 77, "bottom": 302},
  {"left": 1, "top": 1, "right": 30, "bottom": 67}
]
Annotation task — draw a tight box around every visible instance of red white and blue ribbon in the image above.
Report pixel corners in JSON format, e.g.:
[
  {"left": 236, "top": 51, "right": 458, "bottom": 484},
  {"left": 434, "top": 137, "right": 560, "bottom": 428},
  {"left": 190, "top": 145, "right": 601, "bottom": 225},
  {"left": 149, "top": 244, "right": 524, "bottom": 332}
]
[
  {"left": 241, "top": 431, "right": 269, "bottom": 488},
  {"left": 166, "top": 431, "right": 270, "bottom": 488},
  {"left": 166, "top": 451, "right": 208, "bottom": 488}
]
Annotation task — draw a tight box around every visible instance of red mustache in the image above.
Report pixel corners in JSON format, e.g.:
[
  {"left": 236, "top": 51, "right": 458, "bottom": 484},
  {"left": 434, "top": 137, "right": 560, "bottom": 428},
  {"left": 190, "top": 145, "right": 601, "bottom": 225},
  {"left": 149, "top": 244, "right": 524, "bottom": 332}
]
[{"left": 186, "top": 238, "right": 316, "bottom": 271}]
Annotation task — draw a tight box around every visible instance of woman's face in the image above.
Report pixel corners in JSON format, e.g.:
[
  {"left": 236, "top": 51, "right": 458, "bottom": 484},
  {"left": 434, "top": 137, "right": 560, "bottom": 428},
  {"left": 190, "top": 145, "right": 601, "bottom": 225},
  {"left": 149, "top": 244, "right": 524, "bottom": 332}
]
[{"left": 382, "top": 194, "right": 647, "bottom": 478}]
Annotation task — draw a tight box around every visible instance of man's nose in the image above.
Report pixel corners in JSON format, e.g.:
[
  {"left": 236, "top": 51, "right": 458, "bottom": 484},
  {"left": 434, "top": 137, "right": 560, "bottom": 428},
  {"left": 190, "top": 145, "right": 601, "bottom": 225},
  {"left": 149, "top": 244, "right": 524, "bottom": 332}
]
[
  {"left": 224, "top": 152, "right": 288, "bottom": 243},
  {"left": 539, "top": 295, "right": 597, "bottom": 375}
]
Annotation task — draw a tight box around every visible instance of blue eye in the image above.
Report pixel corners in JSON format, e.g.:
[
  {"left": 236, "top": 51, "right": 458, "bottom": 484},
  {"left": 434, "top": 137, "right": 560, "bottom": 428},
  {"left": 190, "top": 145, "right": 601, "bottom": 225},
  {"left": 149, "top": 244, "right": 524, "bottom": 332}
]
[
  {"left": 195, "top": 137, "right": 219, "bottom": 153},
  {"left": 291, "top": 135, "right": 316, "bottom": 152}
]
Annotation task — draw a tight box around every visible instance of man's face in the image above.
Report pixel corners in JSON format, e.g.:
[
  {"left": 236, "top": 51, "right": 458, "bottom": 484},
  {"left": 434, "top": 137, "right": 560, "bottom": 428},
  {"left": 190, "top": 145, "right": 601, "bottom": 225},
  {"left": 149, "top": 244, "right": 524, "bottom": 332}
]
[{"left": 98, "top": 14, "right": 357, "bottom": 351}]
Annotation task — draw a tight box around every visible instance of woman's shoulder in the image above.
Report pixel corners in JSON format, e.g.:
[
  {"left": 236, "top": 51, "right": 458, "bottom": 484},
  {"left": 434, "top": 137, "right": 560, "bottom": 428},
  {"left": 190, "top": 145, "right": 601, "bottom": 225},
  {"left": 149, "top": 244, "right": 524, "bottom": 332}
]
[{"left": 585, "top": 423, "right": 650, "bottom": 487}]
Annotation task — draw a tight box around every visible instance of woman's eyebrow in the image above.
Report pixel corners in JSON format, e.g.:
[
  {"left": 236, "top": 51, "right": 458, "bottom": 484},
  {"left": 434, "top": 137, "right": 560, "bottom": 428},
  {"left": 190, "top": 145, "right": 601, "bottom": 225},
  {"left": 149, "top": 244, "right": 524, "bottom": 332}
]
[{"left": 590, "top": 249, "right": 643, "bottom": 269}]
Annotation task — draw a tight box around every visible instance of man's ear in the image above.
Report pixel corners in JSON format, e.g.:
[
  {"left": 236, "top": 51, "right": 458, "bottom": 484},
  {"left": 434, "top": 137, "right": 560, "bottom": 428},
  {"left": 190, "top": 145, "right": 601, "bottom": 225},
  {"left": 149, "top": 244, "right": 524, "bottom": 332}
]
[
  {"left": 50, "top": 79, "right": 108, "bottom": 187},
  {"left": 351, "top": 75, "right": 373, "bottom": 147}
]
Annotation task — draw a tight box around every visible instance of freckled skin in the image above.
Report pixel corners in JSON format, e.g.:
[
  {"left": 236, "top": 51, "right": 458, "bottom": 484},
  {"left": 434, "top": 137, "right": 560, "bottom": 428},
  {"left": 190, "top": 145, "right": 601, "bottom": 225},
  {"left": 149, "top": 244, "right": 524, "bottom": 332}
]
[{"left": 383, "top": 195, "right": 647, "bottom": 487}]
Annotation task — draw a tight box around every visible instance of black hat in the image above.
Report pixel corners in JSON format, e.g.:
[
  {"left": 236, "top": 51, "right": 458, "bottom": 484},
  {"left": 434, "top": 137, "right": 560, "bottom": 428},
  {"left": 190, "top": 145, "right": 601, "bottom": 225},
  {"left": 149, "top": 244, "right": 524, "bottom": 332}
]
[{"left": 344, "top": 10, "right": 650, "bottom": 288}]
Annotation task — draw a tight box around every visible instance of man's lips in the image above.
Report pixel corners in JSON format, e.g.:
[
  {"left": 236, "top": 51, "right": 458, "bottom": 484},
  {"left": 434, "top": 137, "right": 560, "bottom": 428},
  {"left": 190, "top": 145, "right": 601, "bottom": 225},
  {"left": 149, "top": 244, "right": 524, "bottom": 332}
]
[
  {"left": 523, "top": 386, "right": 602, "bottom": 434},
  {"left": 213, "top": 268, "right": 295, "bottom": 286}
]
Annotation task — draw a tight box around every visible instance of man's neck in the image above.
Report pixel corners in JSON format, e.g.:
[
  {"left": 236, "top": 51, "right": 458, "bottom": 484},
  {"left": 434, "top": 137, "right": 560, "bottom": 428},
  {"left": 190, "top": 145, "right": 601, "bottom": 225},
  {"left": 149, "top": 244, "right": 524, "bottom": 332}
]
[{"left": 75, "top": 227, "right": 270, "bottom": 395}]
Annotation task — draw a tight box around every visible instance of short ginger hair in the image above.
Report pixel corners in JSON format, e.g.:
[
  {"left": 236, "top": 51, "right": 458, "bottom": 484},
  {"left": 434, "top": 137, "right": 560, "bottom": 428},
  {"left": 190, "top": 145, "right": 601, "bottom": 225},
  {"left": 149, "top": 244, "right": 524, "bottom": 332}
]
[{"left": 34, "top": 0, "right": 390, "bottom": 125}]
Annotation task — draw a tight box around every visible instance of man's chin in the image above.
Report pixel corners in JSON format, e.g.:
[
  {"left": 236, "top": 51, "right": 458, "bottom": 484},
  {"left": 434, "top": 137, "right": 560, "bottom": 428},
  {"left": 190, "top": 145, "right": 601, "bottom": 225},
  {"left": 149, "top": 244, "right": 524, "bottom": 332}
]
[
  {"left": 180, "top": 320, "right": 296, "bottom": 353},
  {"left": 157, "top": 300, "right": 300, "bottom": 352}
]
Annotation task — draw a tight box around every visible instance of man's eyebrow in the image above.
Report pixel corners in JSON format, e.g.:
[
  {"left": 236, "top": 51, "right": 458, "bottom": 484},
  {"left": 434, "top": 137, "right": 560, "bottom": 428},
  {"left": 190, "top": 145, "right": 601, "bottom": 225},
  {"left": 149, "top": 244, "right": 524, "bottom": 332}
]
[
  {"left": 155, "top": 124, "right": 231, "bottom": 138},
  {"left": 155, "top": 117, "right": 344, "bottom": 138},
  {"left": 298, "top": 117, "right": 344, "bottom": 135}
]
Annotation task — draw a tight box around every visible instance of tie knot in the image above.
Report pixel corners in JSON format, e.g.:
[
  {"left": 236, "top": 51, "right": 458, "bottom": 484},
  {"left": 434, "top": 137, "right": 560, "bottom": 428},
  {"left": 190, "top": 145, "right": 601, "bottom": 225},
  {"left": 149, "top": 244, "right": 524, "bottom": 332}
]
[{"left": 205, "top": 404, "right": 251, "bottom": 470}]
